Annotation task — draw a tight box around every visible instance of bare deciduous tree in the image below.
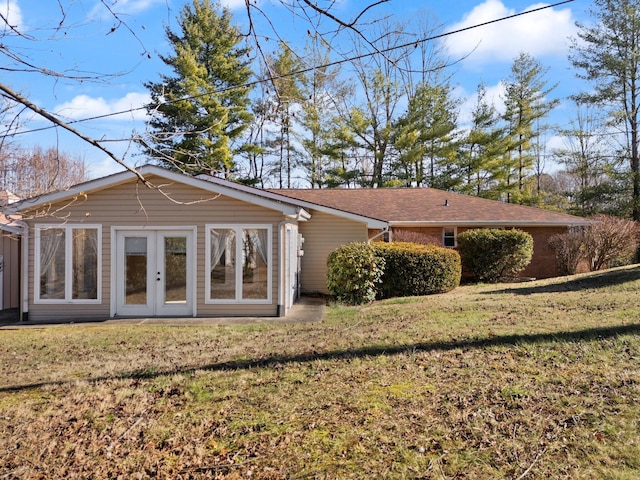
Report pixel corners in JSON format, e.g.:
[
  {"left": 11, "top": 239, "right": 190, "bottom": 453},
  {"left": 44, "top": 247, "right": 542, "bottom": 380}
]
[{"left": 0, "top": 146, "right": 87, "bottom": 199}]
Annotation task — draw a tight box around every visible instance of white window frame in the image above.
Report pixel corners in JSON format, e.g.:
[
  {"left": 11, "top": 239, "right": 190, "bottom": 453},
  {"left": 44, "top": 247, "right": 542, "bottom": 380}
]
[
  {"left": 205, "top": 224, "right": 272, "bottom": 304},
  {"left": 443, "top": 226, "right": 457, "bottom": 248},
  {"left": 34, "top": 224, "right": 102, "bottom": 304}
]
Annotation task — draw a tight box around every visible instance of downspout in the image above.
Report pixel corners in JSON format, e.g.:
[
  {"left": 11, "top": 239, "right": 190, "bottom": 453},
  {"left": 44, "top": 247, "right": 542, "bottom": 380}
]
[
  {"left": 368, "top": 226, "right": 390, "bottom": 243},
  {"left": 18, "top": 221, "right": 28, "bottom": 322},
  {"left": 277, "top": 219, "right": 287, "bottom": 317}
]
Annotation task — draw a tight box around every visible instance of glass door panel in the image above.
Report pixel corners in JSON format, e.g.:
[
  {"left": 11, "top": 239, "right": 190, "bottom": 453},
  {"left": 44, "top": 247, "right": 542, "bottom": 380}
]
[
  {"left": 155, "top": 230, "right": 193, "bottom": 316},
  {"left": 125, "top": 237, "right": 148, "bottom": 305},
  {"left": 162, "top": 236, "right": 187, "bottom": 305}
]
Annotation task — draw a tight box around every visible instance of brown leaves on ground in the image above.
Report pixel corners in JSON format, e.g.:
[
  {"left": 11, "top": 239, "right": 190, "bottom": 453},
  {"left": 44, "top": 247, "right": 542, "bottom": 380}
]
[{"left": 2, "top": 266, "right": 640, "bottom": 478}]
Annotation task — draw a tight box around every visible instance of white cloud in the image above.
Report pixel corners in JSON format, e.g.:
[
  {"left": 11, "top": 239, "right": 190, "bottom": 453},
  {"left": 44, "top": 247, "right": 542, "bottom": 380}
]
[
  {"left": 219, "top": 0, "right": 247, "bottom": 9},
  {"left": 54, "top": 92, "right": 150, "bottom": 121},
  {"left": 89, "top": 0, "right": 165, "bottom": 19},
  {"left": 2, "top": 0, "right": 24, "bottom": 31},
  {"left": 457, "top": 81, "right": 507, "bottom": 126},
  {"left": 85, "top": 156, "right": 127, "bottom": 179},
  {"left": 91, "top": 0, "right": 245, "bottom": 18},
  {"left": 445, "top": 0, "right": 577, "bottom": 65}
]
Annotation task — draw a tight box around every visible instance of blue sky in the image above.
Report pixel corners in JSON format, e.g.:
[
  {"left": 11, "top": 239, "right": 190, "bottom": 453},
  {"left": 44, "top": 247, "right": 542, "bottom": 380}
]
[{"left": 2, "top": 0, "right": 590, "bottom": 179}]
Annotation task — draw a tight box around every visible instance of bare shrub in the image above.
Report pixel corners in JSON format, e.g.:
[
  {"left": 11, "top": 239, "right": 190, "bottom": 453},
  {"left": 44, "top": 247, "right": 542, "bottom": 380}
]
[
  {"left": 584, "top": 215, "right": 640, "bottom": 271},
  {"left": 550, "top": 215, "right": 640, "bottom": 274},
  {"left": 391, "top": 229, "right": 440, "bottom": 245},
  {"left": 549, "top": 228, "right": 587, "bottom": 275}
]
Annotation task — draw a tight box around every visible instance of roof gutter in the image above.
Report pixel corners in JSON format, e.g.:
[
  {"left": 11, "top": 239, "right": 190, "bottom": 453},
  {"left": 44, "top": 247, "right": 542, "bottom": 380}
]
[
  {"left": 367, "top": 227, "right": 389, "bottom": 243},
  {"left": 285, "top": 208, "right": 311, "bottom": 222},
  {"left": 388, "top": 220, "right": 592, "bottom": 228}
]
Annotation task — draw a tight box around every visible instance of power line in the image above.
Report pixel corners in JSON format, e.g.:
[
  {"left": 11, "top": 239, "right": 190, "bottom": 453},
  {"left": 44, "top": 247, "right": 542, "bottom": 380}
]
[{"left": 6, "top": 0, "right": 575, "bottom": 138}]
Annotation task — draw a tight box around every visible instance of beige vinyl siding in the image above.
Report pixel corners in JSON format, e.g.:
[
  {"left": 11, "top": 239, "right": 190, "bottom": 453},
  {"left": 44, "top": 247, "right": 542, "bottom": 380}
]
[
  {"left": 0, "top": 231, "right": 20, "bottom": 310},
  {"left": 298, "top": 210, "right": 369, "bottom": 294},
  {"left": 23, "top": 175, "right": 285, "bottom": 321}
]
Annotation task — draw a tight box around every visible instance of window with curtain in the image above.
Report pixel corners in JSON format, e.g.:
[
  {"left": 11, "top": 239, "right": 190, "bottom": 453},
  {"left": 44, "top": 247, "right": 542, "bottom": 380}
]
[
  {"left": 39, "top": 228, "right": 65, "bottom": 299},
  {"left": 36, "top": 225, "right": 101, "bottom": 302},
  {"left": 207, "top": 225, "right": 271, "bottom": 303},
  {"left": 209, "top": 228, "right": 236, "bottom": 300}
]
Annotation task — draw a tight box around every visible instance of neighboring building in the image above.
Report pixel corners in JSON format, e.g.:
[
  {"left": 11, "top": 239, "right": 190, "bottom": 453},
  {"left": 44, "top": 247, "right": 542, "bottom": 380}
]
[
  {"left": 0, "top": 191, "right": 21, "bottom": 318},
  {"left": 6, "top": 165, "right": 589, "bottom": 322}
]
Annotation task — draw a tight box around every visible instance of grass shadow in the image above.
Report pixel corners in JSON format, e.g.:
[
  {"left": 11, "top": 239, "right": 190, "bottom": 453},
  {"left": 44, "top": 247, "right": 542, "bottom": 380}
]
[
  {"left": 487, "top": 265, "right": 640, "bottom": 295},
  {"left": 2, "top": 322, "right": 640, "bottom": 393}
]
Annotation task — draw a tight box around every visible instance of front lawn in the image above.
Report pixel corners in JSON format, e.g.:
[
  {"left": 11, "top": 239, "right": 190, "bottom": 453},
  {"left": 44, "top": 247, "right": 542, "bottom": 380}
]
[{"left": 2, "top": 266, "right": 640, "bottom": 478}]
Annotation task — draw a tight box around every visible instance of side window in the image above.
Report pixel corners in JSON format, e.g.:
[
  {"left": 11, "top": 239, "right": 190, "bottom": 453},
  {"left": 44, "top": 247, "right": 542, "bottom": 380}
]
[
  {"left": 36, "top": 225, "right": 101, "bottom": 302},
  {"left": 443, "top": 227, "right": 456, "bottom": 248},
  {"left": 207, "top": 225, "right": 272, "bottom": 303}
]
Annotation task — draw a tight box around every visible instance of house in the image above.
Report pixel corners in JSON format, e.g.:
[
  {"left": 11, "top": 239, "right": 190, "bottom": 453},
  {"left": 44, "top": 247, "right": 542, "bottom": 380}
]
[
  {"left": 273, "top": 188, "right": 592, "bottom": 288},
  {"left": 6, "top": 165, "right": 589, "bottom": 322}
]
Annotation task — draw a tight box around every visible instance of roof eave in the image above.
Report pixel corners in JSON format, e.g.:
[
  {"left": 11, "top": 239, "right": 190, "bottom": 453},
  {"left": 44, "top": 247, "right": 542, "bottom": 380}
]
[
  {"left": 298, "top": 202, "right": 388, "bottom": 229},
  {"left": 0, "top": 222, "right": 21, "bottom": 234},
  {"left": 389, "top": 219, "right": 593, "bottom": 227},
  {"left": 205, "top": 179, "right": 387, "bottom": 228}
]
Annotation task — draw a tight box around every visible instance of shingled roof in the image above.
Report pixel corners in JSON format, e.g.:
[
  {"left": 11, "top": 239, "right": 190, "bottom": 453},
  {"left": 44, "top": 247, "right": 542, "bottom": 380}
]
[{"left": 272, "top": 188, "right": 590, "bottom": 227}]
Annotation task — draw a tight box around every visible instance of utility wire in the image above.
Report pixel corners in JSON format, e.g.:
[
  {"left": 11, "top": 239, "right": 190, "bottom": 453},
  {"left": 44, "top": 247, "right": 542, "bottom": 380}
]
[{"left": 6, "top": 0, "right": 574, "bottom": 138}]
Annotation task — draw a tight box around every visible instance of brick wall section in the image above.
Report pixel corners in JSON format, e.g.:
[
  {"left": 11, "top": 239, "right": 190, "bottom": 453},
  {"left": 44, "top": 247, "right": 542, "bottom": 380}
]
[
  {"left": 518, "top": 226, "right": 565, "bottom": 279},
  {"left": 372, "top": 225, "right": 570, "bottom": 280}
]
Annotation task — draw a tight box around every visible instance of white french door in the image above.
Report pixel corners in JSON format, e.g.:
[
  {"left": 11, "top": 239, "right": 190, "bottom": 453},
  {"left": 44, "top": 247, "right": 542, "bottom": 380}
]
[{"left": 115, "top": 229, "right": 195, "bottom": 317}]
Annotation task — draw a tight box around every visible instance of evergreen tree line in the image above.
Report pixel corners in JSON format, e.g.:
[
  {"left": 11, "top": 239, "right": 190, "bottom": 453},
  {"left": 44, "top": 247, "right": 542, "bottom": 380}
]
[{"left": 141, "top": 0, "right": 640, "bottom": 220}]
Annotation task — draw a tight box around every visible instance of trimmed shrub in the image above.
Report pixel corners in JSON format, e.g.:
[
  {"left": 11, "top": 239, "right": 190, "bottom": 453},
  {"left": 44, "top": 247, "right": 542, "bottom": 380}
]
[
  {"left": 374, "top": 242, "right": 461, "bottom": 299},
  {"left": 326, "top": 242, "right": 385, "bottom": 305},
  {"left": 457, "top": 229, "right": 534, "bottom": 283}
]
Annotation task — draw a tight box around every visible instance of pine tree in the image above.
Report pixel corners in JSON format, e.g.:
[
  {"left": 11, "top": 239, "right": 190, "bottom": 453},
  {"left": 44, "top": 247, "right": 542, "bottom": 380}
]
[
  {"left": 142, "top": 0, "right": 253, "bottom": 177},
  {"left": 459, "top": 83, "right": 509, "bottom": 197},
  {"left": 571, "top": 0, "right": 640, "bottom": 220},
  {"left": 393, "top": 81, "right": 459, "bottom": 188},
  {"left": 501, "top": 52, "right": 559, "bottom": 203},
  {"left": 554, "top": 104, "right": 624, "bottom": 216},
  {"left": 264, "top": 42, "right": 304, "bottom": 188},
  {"left": 298, "top": 36, "right": 351, "bottom": 188}
]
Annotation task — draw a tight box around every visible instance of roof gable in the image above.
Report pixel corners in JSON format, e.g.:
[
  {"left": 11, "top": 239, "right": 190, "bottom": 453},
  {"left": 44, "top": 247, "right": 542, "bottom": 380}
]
[{"left": 9, "top": 165, "right": 306, "bottom": 219}]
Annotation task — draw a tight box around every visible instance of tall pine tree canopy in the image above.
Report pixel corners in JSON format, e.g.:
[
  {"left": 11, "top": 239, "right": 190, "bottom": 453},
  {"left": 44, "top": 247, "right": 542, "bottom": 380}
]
[
  {"left": 142, "top": 0, "right": 253, "bottom": 177},
  {"left": 571, "top": 0, "right": 640, "bottom": 220}
]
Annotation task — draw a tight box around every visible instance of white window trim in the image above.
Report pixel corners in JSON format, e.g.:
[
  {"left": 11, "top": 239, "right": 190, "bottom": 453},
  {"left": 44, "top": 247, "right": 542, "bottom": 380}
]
[
  {"left": 443, "top": 226, "right": 457, "bottom": 248},
  {"left": 34, "top": 224, "right": 102, "bottom": 304},
  {"left": 205, "top": 224, "right": 273, "bottom": 304}
]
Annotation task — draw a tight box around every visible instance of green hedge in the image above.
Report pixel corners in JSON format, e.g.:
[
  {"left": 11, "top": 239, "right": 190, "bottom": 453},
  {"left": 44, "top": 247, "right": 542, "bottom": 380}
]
[
  {"left": 457, "top": 229, "right": 533, "bottom": 283},
  {"left": 374, "top": 242, "right": 461, "bottom": 299},
  {"left": 327, "top": 241, "right": 461, "bottom": 304},
  {"left": 326, "top": 242, "right": 385, "bottom": 305}
]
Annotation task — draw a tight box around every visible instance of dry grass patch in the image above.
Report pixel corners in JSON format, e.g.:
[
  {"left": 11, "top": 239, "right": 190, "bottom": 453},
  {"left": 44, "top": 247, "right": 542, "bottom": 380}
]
[{"left": 2, "top": 265, "right": 640, "bottom": 478}]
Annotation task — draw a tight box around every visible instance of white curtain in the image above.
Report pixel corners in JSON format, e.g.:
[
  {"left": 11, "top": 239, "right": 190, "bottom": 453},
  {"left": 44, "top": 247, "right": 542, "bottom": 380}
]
[
  {"left": 40, "top": 228, "right": 63, "bottom": 287},
  {"left": 252, "top": 229, "right": 269, "bottom": 266},
  {"left": 210, "top": 229, "right": 232, "bottom": 271},
  {"left": 72, "top": 228, "right": 98, "bottom": 299}
]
